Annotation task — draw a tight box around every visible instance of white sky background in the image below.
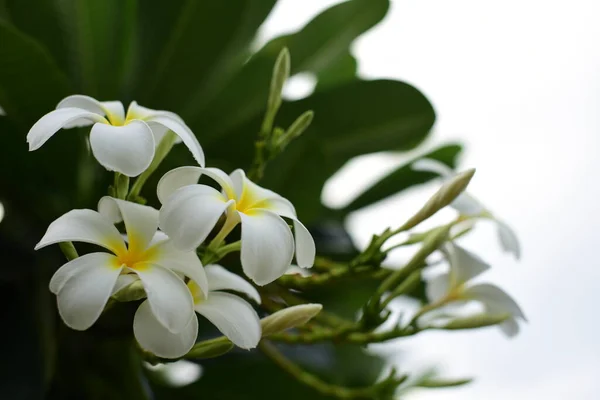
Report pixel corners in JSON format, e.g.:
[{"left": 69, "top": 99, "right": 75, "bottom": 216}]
[{"left": 259, "top": 1, "right": 600, "bottom": 399}]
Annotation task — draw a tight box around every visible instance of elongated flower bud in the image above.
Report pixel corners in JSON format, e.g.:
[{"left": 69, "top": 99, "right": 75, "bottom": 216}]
[{"left": 261, "top": 304, "right": 323, "bottom": 337}]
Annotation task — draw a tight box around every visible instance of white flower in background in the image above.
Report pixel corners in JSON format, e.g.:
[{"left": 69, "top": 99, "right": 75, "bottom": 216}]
[
  {"left": 0, "top": 105, "right": 5, "bottom": 116},
  {"left": 157, "top": 167, "right": 316, "bottom": 286},
  {"left": 27, "top": 95, "right": 204, "bottom": 177},
  {"left": 424, "top": 242, "right": 526, "bottom": 337},
  {"left": 35, "top": 197, "right": 207, "bottom": 345},
  {"left": 412, "top": 158, "right": 521, "bottom": 259},
  {"left": 134, "top": 264, "right": 262, "bottom": 358}
]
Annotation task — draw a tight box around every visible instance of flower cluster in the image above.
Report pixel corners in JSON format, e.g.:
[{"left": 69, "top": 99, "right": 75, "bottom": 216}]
[
  {"left": 30, "top": 95, "right": 316, "bottom": 358},
  {"left": 410, "top": 159, "right": 525, "bottom": 336}
]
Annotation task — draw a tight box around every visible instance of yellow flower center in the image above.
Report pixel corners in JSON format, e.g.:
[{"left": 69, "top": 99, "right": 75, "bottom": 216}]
[
  {"left": 187, "top": 280, "right": 204, "bottom": 305},
  {"left": 109, "top": 231, "right": 159, "bottom": 270},
  {"left": 234, "top": 184, "right": 272, "bottom": 215}
]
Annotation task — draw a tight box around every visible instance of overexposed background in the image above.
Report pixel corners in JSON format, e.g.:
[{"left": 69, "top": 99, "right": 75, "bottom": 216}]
[{"left": 259, "top": 1, "right": 600, "bottom": 399}]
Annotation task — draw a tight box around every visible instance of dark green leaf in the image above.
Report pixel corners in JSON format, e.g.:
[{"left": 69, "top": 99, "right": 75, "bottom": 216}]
[
  {"left": 140, "top": 0, "right": 277, "bottom": 114},
  {"left": 341, "top": 144, "right": 462, "bottom": 214},
  {"left": 207, "top": 79, "right": 435, "bottom": 222},
  {"left": 57, "top": 0, "right": 137, "bottom": 98},
  {"left": 0, "top": 20, "right": 70, "bottom": 125},
  {"left": 6, "top": 0, "right": 72, "bottom": 74},
  {"left": 193, "top": 0, "right": 389, "bottom": 138},
  {"left": 315, "top": 49, "right": 358, "bottom": 91}
]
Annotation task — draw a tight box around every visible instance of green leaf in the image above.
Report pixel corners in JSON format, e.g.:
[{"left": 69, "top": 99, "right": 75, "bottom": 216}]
[
  {"left": 58, "top": 0, "right": 137, "bottom": 98},
  {"left": 139, "top": 0, "right": 277, "bottom": 114},
  {"left": 0, "top": 20, "right": 70, "bottom": 125},
  {"left": 5, "top": 0, "right": 72, "bottom": 74},
  {"left": 315, "top": 49, "right": 358, "bottom": 91},
  {"left": 341, "top": 144, "right": 463, "bottom": 214},
  {"left": 193, "top": 0, "right": 389, "bottom": 138}
]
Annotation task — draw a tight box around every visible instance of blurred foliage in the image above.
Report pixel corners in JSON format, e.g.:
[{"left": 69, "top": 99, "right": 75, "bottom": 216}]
[{"left": 0, "top": 0, "right": 463, "bottom": 399}]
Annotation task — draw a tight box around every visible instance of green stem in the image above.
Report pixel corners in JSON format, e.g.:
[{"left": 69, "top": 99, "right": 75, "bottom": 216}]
[
  {"left": 114, "top": 172, "right": 130, "bottom": 200},
  {"left": 259, "top": 341, "right": 381, "bottom": 399},
  {"left": 59, "top": 242, "right": 78, "bottom": 261},
  {"left": 207, "top": 215, "right": 238, "bottom": 251},
  {"left": 201, "top": 240, "right": 241, "bottom": 265},
  {"left": 276, "top": 265, "right": 390, "bottom": 290},
  {"left": 128, "top": 131, "right": 177, "bottom": 201}
]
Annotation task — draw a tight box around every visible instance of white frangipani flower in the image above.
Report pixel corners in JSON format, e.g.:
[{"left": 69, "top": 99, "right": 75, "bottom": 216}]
[
  {"left": 134, "top": 264, "right": 262, "bottom": 358},
  {"left": 412, "top": 158, "right": 521, "bottom": 259},
  {"left": 27, "top": 95, "right": 204, "bottom": 177},
  {"left": 157, "top": 167, "right": 316, "bottom": 286},
  {"left": 425, "top": 242, "right": 526, "bottom": 337},
  {"left": 36, "top": 197, "right": 207, "bottom": 343}
]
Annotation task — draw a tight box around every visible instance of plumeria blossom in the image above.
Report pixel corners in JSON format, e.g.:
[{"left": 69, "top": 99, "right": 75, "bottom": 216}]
[
  {"left": 134, "top": 264, "right": 262, "bottom": 358},
  {"left": 157, "top": 167, "right": 316, "bottom": 285},
  {"left": 424, "top": 242, "right": 526, "bottom": 337},
  {"left": 412, "top": 158, "right": 521, "bottom": 259},
  {"left": 35, "top": 197, "right": 208, "bottom": 347},
  {"left": 27, "top": 95, "right": 204, "bottom": 177}
]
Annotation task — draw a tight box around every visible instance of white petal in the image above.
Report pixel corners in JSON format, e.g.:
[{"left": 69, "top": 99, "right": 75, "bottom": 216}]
[
  {"left": 195, "top": 292, "right": 260, "bottom": 349},
  {"left": 445, "top": 243, "right": 490, "bottom": 286},
  {"left": 58, "top": 95, "right": 125, "bottom": 125},
  {"left": 144, "top": 115, "right": 204, "bottom": 167},
  {"left": 159, "top": 185, "right": 232, "bottom": 252},
  {"left": 450, "top": 193, "right": 486, "bottom": 216},
  {"left": 251, "top": 197, "right": 314, "bottom": 268},
  {"left": 135, "top": 265, "right": 195, "bottom": 333},
  {"left": 239, "top": 210, "right": 294, "bottom": 285},
  {"left": 498, "top": 317, "right": 520, "bottom": 338},
  {"left": 205, "top": 264, "right": 260, "bottom": 303},
  {"left": 157, "top": 166, "right": 203, "bottom": 204},
  {"left": 291, "top": 219, "right": 315, "bottom": 268},
  {"left": 56, "top": 255, "right": 123, "bottom": 330},
  {"left": 134, "top": 300, "right": 198, "bottom": 358},
  {"left": 50, "top": 252, "right": 120, "bottom": 294},
  {"left": 35, "top": 209, "right": 126, "bottom": 254},
  {"left": 27, "top": 108, "right": 107, "bottom": 151},
  {"left": 89, "top": 120, "right": 155, "bottom": 177},
  {"left": 198, "top": 168, "right": 237, "bottom": 200},
  {"left": 152, "top": 240, "right": 209, "bottom": 300},
  {"left": 98, "top": 197, "right": 159, "bottom": 252},
  {"left": 425, "top": 273, "right": 450, "bottom": 303},
  {"left": 496, "top": 220, "right": 521, "bottom": 259},
  {"left": 463, "top": 283, "right": 526, "bottom": 321},
  {"left": 237, "top": 173, "right": 284, "bottom": 207},
  {"left": 126, "top": 101, "right": 185, "bottom": 129},
  {"left": 259, "top": 196, "right": 297, "bottom": 217},
  {"left": 411, "top": 159, "right": 454, "bottom": 177},
  {"left": 111, "top": 273, "right": 139, "bottom": 295},
  {"left": 229, "top": 169, "right": 245, "bottom": 199}
]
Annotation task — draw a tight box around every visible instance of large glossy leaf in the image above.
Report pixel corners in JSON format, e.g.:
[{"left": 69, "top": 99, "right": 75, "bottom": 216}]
[
  {"left": 0, "top": 21, "right": 70, "bottom": 125},
  {"left": 314, "top": 49, "right": 358, "bottom": 92},
  {"left": 192, "top": 0, "right": 389, "bottom": 139},
  {"left": 5, "top": 0, "right": 70, "bottom": 73},
  {"left": 139, "top": 0, "right": 277, "bottom": 114},
  {"left": 57, "top": 0, "right": 137, "bottom": 98},
  {"left": 340, "top": 144, "right": 463, "bottom": 214}
]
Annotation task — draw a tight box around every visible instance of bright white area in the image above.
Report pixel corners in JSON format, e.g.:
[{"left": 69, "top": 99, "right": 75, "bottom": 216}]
[{"left": 259, "top": 1, "right": 600, "bottom": 399}]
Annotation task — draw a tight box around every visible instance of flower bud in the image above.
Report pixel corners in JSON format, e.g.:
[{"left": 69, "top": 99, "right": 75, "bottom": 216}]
[
  {"left": 441, "top": 313, "right": 509, "bottom": 330},
  {"left": 277, "top": 110, "right": 314, "bottom": 148},
  {"left": 267, "top": 47, "right": 290, "bottom": 117},
  {"left": 185, "top": 337, "right": 234, "bottom": 360},
  {"left": 400, "top": 168, "right": 476, "bottom": 231},
  {"left": 261, "top": 304, "right": 323, "bottom": 337}
]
